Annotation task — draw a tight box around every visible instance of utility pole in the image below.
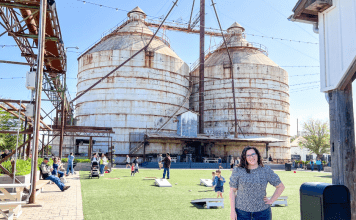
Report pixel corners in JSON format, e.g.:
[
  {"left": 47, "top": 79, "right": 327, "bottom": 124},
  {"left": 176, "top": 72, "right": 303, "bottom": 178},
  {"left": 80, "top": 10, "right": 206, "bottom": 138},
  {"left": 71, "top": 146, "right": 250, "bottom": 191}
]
[
  {"left": 198, "top": 0, "right": 205, "bottom": 134},
  {"left": 29, "top": 0, "right": 47, "bottom": 204}
]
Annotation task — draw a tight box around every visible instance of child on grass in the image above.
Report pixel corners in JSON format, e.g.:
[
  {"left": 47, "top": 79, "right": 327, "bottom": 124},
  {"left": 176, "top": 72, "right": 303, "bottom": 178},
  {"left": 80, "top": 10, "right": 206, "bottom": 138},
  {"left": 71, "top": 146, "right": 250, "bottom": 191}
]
[
  {"left": 131, "top": 163, "right": 135, "bottom": 176},
  {"left": 212, "top": 170, "right": 225, "bottom": 198},
  {"left": 135, "top": 162, "right": 139, "bottom": 174}
]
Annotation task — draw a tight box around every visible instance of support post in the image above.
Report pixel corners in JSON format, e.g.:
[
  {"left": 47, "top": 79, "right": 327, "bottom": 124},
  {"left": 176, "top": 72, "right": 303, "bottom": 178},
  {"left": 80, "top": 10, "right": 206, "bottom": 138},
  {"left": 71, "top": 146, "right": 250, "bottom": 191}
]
[
  {"left": 59, "top": 105, "right": 65, "bottom": 159},
  {"left": 29, "top": 0, "right": 47, "bottom": 204},
  {"left": 198, "top": 0, "right": 205, "bottom": 134},
  {"left": 266, "top": 143, "right": 269, "bottom": 159},
  {"left": 46, "top": 131, "right": 49, "bottom": 156},
  {"left": 88, "top": 136, "right": 92, "bottom": 158},
  {"left": 328, "top": 83, "right": 356, "bottom": 219},
  {"left": 110, "top": 137, "right": 113, "bottom": 168},
  {"left": 41, "top": 134, "right": 44, "bottom": 158},
  {"left": 26, "top": 127, "right": 31, "bottom": 159},
  {"left": 23, "top": 117, "right": 27, "bottom": 159}
]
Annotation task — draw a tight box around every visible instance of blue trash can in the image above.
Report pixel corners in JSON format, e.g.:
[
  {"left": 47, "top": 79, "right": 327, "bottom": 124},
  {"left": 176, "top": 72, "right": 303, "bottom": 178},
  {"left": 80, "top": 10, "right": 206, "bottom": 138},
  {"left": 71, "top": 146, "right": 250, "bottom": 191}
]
[{"left": 300, "top": 182, "right": 351, "bottom": 220}]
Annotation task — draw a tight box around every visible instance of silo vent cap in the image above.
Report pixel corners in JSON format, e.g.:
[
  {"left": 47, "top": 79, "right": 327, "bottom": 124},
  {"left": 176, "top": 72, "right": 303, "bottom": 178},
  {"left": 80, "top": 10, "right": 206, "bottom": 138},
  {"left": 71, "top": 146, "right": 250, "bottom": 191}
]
[
  {"left": 128, "top": 6, "right": 146, "bottom": 16},
  {"left": 227, "top": 22, "right": 245, "bottom": 32}
]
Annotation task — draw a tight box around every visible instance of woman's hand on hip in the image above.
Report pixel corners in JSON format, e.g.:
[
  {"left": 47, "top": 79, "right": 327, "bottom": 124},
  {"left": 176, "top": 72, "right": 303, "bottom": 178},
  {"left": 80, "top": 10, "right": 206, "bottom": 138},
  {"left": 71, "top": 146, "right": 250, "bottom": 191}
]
[{"left": 264, "top": 196, "right": 273, "bottom": 205}]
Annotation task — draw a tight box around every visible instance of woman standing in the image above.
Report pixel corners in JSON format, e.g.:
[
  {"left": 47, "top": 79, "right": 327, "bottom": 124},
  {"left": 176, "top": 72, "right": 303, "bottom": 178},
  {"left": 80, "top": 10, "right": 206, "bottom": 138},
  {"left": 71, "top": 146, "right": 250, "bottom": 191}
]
[
  {"left": 230, "top": 157, "right": 235, "bottom": 170},
  {"left": 66, "top": 152, "right": 75, "bottom": 176},
  {"left": 99, "top": 153, "right": 108, "bottom": 176},
  {"left": 229, "top": 146, "right": 285, "bottom": 220}
]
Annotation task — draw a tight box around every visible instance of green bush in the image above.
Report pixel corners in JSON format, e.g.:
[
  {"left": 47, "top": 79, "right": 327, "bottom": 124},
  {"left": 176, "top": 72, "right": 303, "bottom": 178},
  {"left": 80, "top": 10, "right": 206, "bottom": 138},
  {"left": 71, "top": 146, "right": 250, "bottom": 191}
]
[
  {"left": 1, "top": 158, "right": 53, "bottom": 176},
  {"left": 74, "top": 158, "right": 91, "bottom": 163},
  {"left": 61, "top": 158, "right": 68, "bottom": 163}
]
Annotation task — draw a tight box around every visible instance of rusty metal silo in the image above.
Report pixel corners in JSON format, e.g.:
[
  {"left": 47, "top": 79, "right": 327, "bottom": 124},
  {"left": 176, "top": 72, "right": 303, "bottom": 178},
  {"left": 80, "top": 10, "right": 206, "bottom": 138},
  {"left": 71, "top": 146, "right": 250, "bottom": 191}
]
[
  {"left": 76, "top": 7, "right": 190, "bottom": 154},
  {"left": 191, "top": 22, "right": 290, "bottom": 159}
]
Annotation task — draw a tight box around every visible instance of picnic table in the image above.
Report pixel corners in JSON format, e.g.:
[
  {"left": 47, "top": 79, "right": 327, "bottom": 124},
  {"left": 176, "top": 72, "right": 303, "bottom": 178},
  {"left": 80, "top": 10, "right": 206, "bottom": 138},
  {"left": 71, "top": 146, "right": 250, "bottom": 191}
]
[
  {"left": 203, "top": 158, "right": 219, "bottom": 163},
  {"left": 0, "top": 183, "right": 28, "bottom": 220}
]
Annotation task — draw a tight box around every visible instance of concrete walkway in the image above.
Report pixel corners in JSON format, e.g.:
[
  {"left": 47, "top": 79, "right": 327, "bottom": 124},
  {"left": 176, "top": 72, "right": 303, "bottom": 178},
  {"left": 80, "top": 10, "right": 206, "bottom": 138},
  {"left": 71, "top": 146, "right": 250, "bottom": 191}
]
[{"left": 19, "top": 173, "right": 84, "bottom": 220}]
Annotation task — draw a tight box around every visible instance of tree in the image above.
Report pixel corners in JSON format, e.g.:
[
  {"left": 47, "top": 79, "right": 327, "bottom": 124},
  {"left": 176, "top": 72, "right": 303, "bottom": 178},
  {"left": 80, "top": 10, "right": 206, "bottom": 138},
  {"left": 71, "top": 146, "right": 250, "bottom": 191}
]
[
  {"left": 0, "top": 109, "right": 23, "bottom": 150},
  {"left": 301, "top": 118, "right": 330, "bottom": 159}
]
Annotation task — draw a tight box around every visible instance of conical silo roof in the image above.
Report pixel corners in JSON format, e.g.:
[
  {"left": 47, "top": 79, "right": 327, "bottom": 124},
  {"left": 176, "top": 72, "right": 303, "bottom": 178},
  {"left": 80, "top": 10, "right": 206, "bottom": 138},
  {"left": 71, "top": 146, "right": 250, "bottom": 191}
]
[
  {"left": 205, "top": 22, "right": 277, "bottom": 67},
  {"left": 79, "top": 7, "right": 180, "bottom": 59},
  {"left": 227, "top": 22, "right": 245, "bottom": 32}
]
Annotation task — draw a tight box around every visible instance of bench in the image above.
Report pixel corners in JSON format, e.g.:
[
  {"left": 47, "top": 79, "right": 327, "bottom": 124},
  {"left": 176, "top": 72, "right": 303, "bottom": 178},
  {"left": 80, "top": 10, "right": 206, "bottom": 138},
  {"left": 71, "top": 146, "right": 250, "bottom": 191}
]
[
  {"left": 0, "top": 184, "right": 28, "bottom": 220},
  {"left": 35, "top": 180, "right": 51, "bottom": 196},
  {"left": 268, "top": 196, "right": 288, "bottom": 207}
]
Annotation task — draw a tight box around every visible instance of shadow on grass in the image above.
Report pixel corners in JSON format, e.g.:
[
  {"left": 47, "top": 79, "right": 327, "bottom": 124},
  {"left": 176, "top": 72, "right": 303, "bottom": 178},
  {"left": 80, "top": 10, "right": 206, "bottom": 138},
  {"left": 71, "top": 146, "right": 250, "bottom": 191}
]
[
  {"left": 190, "top": 203, "right": 205, "bottom": 209},
  {"left": 315, "top": 175, "right": 332, "bottom": 178},
  {"left": 198, "top": 190, "right": 214, "bottom": 192}
]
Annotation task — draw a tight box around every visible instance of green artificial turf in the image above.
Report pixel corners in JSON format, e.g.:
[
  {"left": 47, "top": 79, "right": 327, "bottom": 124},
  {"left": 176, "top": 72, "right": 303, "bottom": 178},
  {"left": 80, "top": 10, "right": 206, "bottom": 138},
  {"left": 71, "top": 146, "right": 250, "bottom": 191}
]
[{"left": 80, "top": 169, "right": 332, "bottom": 220}]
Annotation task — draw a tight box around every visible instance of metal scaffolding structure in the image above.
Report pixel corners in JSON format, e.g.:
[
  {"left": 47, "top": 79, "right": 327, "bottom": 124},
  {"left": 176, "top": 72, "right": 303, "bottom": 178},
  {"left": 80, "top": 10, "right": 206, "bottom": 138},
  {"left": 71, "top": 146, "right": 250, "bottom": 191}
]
[{"left": 0, "top": 0, "right": 114, "bottom": 204}]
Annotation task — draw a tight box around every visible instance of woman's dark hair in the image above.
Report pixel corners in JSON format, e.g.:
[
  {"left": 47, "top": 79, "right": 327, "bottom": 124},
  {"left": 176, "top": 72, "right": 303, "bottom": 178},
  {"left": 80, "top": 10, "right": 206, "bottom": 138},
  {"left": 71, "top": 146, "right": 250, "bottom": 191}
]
[{"left": 238, "top": 146, "right": 264, "bottom": 174}]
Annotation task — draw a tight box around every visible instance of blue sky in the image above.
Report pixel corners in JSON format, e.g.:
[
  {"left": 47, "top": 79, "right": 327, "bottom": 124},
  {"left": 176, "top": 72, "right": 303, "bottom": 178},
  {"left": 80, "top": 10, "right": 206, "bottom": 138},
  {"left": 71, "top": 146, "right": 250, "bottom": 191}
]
[{"left": 0, "top": 0, "right": 339, "bottom": 136}]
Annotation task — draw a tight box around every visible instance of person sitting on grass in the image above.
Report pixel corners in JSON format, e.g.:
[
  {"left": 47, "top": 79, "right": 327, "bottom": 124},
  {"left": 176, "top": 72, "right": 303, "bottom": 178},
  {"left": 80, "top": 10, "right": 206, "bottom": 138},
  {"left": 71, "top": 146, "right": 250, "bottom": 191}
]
[
  {"left": 131, "top": 163, "right": 135, "bottom": 176},
  {"left": 212, "top": 170, "right": 225, "bottom": 198},
  {"left": 41, "top": 157, "right": 70, "bottom": 192}
]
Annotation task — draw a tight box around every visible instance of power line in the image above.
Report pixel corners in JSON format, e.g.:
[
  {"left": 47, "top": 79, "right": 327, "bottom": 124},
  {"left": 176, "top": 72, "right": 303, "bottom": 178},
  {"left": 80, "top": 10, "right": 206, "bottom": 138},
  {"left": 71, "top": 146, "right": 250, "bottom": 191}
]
[
  {"left": 289, "top": 73, "right": 319, "bottom": 77},
  {"left": 281, "top": 66, "right": 319, "bottom": 68},
  {"left": 245, "top": 33, "right": 318, "bottom": 45},
  {"left": 290, "top": 86, "right": 319, "bottom": 93},
  {"left": 77, "top": 0, "right": 182, "bottom": 21},
  {"left": 290, "top": 81, "right": 319, "bottom": 86},
  {"left": 259, "top": 0, "right": 318, "bottom": 40}
]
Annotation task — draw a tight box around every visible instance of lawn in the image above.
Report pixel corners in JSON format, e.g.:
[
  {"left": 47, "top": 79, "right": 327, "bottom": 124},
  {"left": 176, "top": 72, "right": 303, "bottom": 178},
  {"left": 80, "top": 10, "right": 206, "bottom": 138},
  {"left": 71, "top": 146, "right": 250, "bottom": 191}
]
[{"left": 80, "top": 168, "right": 332, "bottom": 220}]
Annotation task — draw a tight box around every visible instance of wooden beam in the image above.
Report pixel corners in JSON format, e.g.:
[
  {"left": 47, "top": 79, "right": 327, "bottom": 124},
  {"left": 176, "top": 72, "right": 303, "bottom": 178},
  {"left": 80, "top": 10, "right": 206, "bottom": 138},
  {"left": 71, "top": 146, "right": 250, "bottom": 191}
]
[{"left": 328, "top": 83, "right": 356, "bottom": 219}]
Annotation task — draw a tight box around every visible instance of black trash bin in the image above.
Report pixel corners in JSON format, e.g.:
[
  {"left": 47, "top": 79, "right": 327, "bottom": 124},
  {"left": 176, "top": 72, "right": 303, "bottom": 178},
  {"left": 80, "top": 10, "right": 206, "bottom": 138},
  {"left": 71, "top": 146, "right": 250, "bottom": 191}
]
[
  {"left": 285, "top": 163, "right": 291, "bottom": 171},
  {"left": 300, "top": 182, "right": 351, "bottom": 220}
]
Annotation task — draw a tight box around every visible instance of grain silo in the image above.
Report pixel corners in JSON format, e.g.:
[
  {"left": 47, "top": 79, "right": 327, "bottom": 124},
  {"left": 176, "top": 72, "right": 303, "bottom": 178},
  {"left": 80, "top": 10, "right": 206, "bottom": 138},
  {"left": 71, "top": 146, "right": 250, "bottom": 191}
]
[
  {"left": 76, "top": 7, "right": 190, "bottom": 155},
  {"left": 191, "top": 22, "right": 290, "bottom": 160}
]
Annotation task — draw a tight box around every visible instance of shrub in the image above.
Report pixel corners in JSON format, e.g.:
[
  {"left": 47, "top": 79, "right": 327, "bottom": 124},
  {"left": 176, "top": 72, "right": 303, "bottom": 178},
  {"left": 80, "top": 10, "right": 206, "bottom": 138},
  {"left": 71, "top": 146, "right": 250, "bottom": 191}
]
[
  {"left": 61, "top": 158, "right": 68, "bottom": 163},
  {"left": 1, "top": 158, "right": 53, "bottom": 176},
  {"left": 74, "top": 159, "right": 91, "bottom": 163}
]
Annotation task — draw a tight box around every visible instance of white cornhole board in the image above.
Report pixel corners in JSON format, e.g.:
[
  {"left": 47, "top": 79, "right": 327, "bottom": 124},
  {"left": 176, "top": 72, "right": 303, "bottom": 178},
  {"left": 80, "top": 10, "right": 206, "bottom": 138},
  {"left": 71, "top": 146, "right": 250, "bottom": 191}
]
[
  {"left": 191, "top": 198, "right": 224, "bottom": 209},
  {"left": 154, "top": 179, "right": 172, "bottom": 187},
  {"left": 268, "top": 196, "right": 288, "bottom": 207},
  {"left": 200, "top": 179, "right": 213, "bottom": 187}
]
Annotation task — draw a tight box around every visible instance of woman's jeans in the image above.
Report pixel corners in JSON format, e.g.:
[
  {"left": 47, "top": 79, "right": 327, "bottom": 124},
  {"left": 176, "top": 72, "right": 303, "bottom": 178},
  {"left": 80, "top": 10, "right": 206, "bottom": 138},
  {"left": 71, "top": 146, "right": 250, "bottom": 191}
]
[
  {"left": 67, "top": 162, "right": 74, "bottom": 175},
  {"left": 236, "top": 207, "right": 272, "bottom": 220},
  {"left": 100, "top": 164, "right": 105, "bottom": 174},
  {"left": 311, "top": 164, "right": 314, "bottom": 171},
  {"left": 317, "top": 164, "right": 322, "bottom": 172}
]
